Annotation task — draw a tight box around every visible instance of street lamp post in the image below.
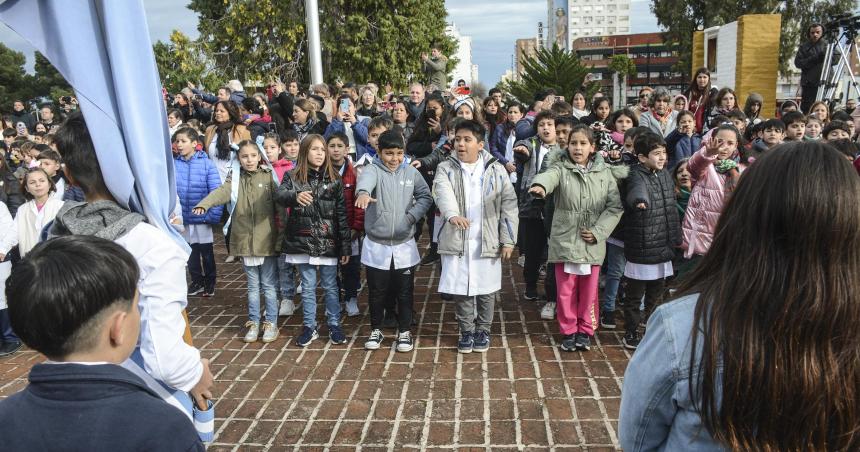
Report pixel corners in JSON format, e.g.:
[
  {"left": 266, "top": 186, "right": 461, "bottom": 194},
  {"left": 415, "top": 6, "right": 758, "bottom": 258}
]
[{"left": 305, "top": 0, "right": 324, "bottom": 84}]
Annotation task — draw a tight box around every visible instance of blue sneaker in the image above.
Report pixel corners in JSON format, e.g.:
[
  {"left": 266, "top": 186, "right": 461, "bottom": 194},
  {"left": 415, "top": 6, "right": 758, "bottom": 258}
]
[
  {"left": 329, "top": 325, "right": 348, "bottom": 344},
  {"left": 457, "top": 331, "right": 474, "bottom": 354},
  {"left": 472, "top": 330, "right": 490, "bottom": 352},
  {"left": 296, "top": 326, "right": 318, "bottom": 347}
]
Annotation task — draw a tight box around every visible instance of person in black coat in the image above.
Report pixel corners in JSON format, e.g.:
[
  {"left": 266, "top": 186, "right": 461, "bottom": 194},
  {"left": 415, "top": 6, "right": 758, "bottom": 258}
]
[
  {"left": 0, "top": 156, "right": 24, "bottom": 216},
  {"left": 0, "top": 236, "right": 205, "bottom": 451},
  {"left": 619, "top": 131, "right": 681, "bottom": 349},
  {"left": 794, "top": 23, "right": 827, "bottom": 114}
]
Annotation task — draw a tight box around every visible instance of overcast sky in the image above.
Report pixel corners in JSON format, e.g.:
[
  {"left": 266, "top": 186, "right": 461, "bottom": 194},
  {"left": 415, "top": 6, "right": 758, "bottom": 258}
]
[{"left": 0, "top": 0, "right": 659, "bottom": 86}]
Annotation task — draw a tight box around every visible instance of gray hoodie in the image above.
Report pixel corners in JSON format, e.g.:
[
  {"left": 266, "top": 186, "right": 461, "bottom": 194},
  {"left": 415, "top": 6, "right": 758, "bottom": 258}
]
[{"left": 356, "top": 158, "right": 432, "bottom": 246}]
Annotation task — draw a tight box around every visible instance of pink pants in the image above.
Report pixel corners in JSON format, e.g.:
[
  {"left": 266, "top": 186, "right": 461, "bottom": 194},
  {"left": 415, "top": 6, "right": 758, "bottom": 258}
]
[{"left": 555, "top": 265, "right": 601, "bottom": 336}]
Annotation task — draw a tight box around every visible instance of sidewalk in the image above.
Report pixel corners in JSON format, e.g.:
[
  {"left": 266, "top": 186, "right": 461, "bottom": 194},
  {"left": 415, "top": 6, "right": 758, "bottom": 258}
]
[{"left": 0, "top": 238, "right": 632, "bottom": 451}]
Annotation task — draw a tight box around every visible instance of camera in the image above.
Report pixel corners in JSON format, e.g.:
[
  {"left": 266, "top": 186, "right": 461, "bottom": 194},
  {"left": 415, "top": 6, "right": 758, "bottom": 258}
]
[{"left": 61, "top": 96, "right": 72, "bottom": 104}]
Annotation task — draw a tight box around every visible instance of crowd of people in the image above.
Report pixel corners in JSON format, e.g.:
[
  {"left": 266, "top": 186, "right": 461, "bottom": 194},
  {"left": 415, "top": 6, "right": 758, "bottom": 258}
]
[{"left": 0, "top": 43, "right": 859, "bottom": 450}]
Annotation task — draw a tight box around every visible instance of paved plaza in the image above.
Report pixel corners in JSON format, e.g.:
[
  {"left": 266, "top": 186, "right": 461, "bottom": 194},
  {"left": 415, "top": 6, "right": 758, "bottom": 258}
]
[{"left": 0, "top": 237, "right": 632, "bottom": 451}]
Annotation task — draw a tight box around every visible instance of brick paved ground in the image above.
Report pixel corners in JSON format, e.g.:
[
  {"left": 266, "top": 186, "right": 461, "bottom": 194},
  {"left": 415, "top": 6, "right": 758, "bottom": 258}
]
[{"left": 0, "top": 236, "right": 632, "bottom": 451}]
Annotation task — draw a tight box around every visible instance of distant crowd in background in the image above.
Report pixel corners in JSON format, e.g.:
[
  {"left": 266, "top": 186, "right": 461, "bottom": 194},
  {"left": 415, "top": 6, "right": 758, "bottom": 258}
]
[{"left": 0, "top": 32, "right": 858, "bottom": 451}]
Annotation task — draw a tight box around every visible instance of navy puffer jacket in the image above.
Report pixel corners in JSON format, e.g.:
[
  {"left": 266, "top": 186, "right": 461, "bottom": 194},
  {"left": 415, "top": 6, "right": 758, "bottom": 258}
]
[
  {"left": 622, "top": 164, "right": 681, "bottom": 264},
  {"left": 174, "top": 151, "right": 223, "bottom": 224}
]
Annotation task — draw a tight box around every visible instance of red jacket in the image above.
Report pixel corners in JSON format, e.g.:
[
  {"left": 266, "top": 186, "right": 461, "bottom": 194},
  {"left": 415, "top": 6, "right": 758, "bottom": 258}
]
[{"left": 340, "top": 160, "right": 364, "bottom": 231}]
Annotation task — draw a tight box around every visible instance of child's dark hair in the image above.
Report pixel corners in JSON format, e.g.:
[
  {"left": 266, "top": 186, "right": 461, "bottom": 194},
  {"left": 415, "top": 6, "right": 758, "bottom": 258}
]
[
  {"left": 550, "top": 101, "right": 573, "bottom": 117},
  {"left": 827, "top": 139, "right": 858, "bottom": 160},
  {"left": 781, "top": 111, "right": 806, "bottom": 126},
  {"left": 822, "top": 120, "right": 852, "bottom": 138},
  {"left": 676, "top": 110, "right": 695, "bottom": 125},
  {"left": 761, "top": 118, "right": 786, "bottom": 132},
  {"left": 235, "top": 139, "right": 259, "bottom": 155},
  {"left": 171, "top": 127, "right": 199, "bottom": 143},
  {"left": 633, "top": 130, "right": 666, "bottom": 156},
  {"left": 591, "top": 96, "right": 610, "bottom": 113},
  {"left": 555, "top": 115, "right": 579, "bottom": 129},
  {"left": 368, "top": 115, "right": 394, "bottom": 132},
  {"left": 567, "top": 124, "right": 595, "bottom": 144},
  {"left": 326, "top": 132, "right": 349, "bottom": 146},
  {"left": 673, "top": 157, "right": 691, "bottom": 179},
  {"left": 21, "top": 167, "right": 57, "bottom": 200},
  {"left": 280, "top": 128, "right": 299, "bottom": 144},
  {"left": 709, "top": 115, "right": 730, "bottom": 129},
  {"left": 609, "top": 108, "right": 639, "bottom": 130},
  {"left": 378, "top": 130, "right": 405, "bottom": 151},
  {"left": 3, "top": 128, "right": 16, "bottom": 138},
  {"left": 454, "top": 119, "right": 487, "bottom": 142},
  {"left": 6, "top": 235, "right": 139, "bottom": 360},
  {"left": 262, "top": 132, "right": 281, "bottom": 146},
  {"left": 831, "top": 110, "right": 852, "bottom": 122},
  {"left": 446, "top": 116, "right": 465, "bottom": 133},
  {"left": 713, "top": 123, "right": 743, "bottom": 148},
  {"left": 37, "top": 149, "right": 62, "bottom": 163},
  {"left": 533, "top": 110, "right": 557, "bottom": 128},
  {"left": 726, "top": 109, "right": 748, "bottom": 122},
  {"left": 52, "top": 112, "right": 109, "bottom": 197},
  {"left": 624, "top": 126, "right": 649, "bottom": 142}
]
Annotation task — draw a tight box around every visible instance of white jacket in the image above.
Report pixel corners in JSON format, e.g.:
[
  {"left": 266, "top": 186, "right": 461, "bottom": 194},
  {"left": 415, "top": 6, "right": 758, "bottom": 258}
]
[{"left": 0, "top": 198, "right": 64, "bottom": 257}]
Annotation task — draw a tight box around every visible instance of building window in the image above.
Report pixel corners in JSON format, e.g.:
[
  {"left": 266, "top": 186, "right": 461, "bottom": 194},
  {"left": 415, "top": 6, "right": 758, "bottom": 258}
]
[
  {"left": 636, "top": 72, "right": 648, "bottom": 78},
  {"left": 707, "top": 36, "right": 718, "bottom": 72}
]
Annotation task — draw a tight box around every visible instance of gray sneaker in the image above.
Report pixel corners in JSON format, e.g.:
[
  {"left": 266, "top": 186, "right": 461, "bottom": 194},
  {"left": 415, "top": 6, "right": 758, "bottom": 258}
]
[
  {"left": 540, "top": 302, "right": 556, "bottom": 320},
  {"left": 261, "top": 321, "right": 279, "bottom": 343},
  {"left": 243, "top": 321, "right": 260, "bottom": 343},
  {"left": 279, "top": 298, "right": 296, "bottom": 316},
  {"left": 395, "top": 331, "right": 414, "bottom": 352},
  {"left": 345, "top": 297, "right": 360, "bottom": 317}
]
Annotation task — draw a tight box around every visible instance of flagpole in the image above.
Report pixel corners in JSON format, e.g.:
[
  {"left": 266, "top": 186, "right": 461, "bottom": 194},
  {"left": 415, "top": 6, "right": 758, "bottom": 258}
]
[{"left": 305, "top": 0, "right": 324, "bottom": 84}]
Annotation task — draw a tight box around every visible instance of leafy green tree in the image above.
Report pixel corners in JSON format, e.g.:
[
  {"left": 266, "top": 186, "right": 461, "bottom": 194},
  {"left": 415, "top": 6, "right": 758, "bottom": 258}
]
[
  {"left": 153, "top": 31, "right": 223, "bottom": 94},
  {"left": 0, "top": 43, "right": 32, "bottom": 109},
  {"left": 500, "top": 44, "right": 598, "bottom": 106},
  {"left": 186, "top": 0, "right": 456, "bottom": 88},
  {"left": 651, "top": 0, "right": 856, "bottom": 75},
  {"left": 33, "top": 52, "right": 72, "bottom": 100}
]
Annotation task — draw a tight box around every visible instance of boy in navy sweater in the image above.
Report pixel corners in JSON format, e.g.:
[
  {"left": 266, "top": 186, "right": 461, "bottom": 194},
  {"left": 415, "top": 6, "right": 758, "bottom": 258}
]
[{"left": 0, "top": 236, "right": 204, "bottom": 452}]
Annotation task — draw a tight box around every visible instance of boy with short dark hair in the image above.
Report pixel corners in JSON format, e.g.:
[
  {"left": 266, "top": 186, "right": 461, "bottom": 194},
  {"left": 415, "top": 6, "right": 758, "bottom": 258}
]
[
  {"left": 822, "top": 119, "right": 852, "bottom": 141},
  {"left": 620, "top": 131, "right": 681, "bottom": 349},
  {"left": 0, "top": 235, "right": 204, "bottom": 451},
  {"left": 746, "top": 118, "right": 785, "bottom": 162},
  {"left": 356, "top": 130, "right": 432, "bottom": 352},
  {"left": 280, "top": 129, "right": 301, "bottom": 165},
  {"left": 434, "top": 120, "right": 518, "bottom": 353},
  {"left": 37, "top": 148, "right": 84, "bottom": 202},
  {"left": 513, "top": 110, "right": 559, "bottom": 300},
  {"left": 781, "top": 111, "right": 807, "bottom": 141}
]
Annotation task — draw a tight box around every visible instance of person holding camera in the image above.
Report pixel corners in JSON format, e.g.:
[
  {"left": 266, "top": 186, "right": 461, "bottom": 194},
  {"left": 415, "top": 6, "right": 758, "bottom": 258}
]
[{"left": 795, "top": 23, "right": 827, "bottom": 114}]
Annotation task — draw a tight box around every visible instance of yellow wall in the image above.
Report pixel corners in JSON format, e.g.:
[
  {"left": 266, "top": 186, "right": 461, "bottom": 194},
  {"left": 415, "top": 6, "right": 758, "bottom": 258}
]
[
  {"left": 692, "top": 31, "right": 705, "bottom": 74},
  {"left": 735, "top": 14, "right": 781, "bottom": 117}
]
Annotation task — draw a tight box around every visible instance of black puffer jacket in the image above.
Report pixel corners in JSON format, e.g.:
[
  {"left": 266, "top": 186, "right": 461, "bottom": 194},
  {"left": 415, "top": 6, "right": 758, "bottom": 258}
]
[
  {"left": 622, "top": 164, "right": 681, "bottom": 264},
  {"left": 277, "top": 168, "right": 351, "bottom": 258}
]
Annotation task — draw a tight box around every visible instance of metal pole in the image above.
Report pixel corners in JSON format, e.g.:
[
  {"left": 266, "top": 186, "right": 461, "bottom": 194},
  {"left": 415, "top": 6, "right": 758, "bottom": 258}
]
[{"left": 305, "top": 0, "right": 324, "bottom": 84}]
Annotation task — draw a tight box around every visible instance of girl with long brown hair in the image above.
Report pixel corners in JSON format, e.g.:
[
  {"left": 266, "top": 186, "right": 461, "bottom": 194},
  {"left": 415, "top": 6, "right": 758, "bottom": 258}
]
[
  {"left": 276, "top": 134, "right": 351, "bottom": 348},
  {"left": 620, "top": 141, "right": 860, "bottom": 451}
]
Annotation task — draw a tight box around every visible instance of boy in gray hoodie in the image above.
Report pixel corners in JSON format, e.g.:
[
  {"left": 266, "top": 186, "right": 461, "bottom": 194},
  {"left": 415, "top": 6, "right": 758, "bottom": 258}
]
[{"left": 355, "top": 130, "right": 433, "bottom": 352}]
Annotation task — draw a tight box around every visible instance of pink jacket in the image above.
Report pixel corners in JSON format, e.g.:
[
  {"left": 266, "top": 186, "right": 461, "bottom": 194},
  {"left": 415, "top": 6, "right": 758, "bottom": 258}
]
[{"left": 681, "top": 148, "right": 726, "bottom": 258}]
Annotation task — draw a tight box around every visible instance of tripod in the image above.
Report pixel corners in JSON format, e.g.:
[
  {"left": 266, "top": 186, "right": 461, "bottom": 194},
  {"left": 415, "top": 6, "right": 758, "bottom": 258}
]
[{"left": 816, "top": 19, "right": 860, "bottom": 108}]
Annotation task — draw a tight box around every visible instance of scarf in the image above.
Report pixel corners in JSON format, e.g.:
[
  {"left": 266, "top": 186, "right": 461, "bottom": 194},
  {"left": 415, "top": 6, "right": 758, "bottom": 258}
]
[
  {"left": 676, "top": 187, "right": 691, "bottom": 218},
  {"left": 49, "top": 200, "right": 145, "bottom": 241},
  {"left": 571, "top": 107, "right": 589, "bottom": 119},
  {"left": 652, "top": 108, "right": 672, "bottom": 125},
  {"left": 714, "top": 159, "right": 741, "bottom": 194},
  {"left": 215, "top": 122, "right": 234, "bottom": 161},
  {"left": 293, "top": 118, "right": 317, "bottom": 138}
]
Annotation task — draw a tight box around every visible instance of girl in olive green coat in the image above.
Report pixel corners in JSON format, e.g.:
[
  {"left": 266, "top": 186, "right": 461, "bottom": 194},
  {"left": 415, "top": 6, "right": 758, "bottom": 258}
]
[{"left": 529, "top": 124, "right": 624, "bottom": 352}]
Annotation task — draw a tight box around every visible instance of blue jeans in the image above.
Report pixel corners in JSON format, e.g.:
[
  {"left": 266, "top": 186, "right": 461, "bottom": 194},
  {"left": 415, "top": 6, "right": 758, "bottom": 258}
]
[
  {"left": 277, "top": 254, "right": 296, "bottom": 299},
  {"left": 297, "top": 263, "right": 341, "bottom": 329},
  {"left": 601, "top": 242, "right": 626, "bottom": 314},
  {"left": 244, "top": 257, "right": 279, "bottom": 324}
]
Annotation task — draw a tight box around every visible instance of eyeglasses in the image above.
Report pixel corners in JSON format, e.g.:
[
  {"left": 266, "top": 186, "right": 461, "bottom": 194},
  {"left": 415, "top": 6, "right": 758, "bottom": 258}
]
[{"left": 639, "top": 94, "right": 650, "bottom": 99}]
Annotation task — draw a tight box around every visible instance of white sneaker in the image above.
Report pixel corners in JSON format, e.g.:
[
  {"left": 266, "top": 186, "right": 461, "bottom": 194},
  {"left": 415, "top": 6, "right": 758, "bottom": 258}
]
[
  {"left": 364, "top": 329, "right": 384, "bottom": 350},
  {"left": 345, "top": 297, "right": 360, "bottom": 316},
  {"left": 540, "top": 302, "right": 557, "bottom": 320},
  {"left": 517, "top": 255, "right": 525, "bottom": 267},
  {"left": 279, "top": 298, "right": 296, "bottom": 316},
  {"left": 296, "top": 282, "right": 302, "bottom": 294},
  {"left": 261, "top": 321, "right": 279, "bottom": 343},
  {"left": 225, "top": 255, "right": 236, "bottom": 263},
  {"left": 243, "top": 321, "right": 260, "bottom": 342}
]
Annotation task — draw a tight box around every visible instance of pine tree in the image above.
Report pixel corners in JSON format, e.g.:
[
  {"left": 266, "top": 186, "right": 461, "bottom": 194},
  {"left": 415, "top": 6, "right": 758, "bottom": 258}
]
[{"left": 501, "top": 44, "right": 599, "bottom": 106}]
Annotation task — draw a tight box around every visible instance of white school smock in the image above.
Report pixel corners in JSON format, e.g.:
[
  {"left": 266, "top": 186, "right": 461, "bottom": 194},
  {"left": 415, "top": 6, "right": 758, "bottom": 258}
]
[
  {"left": 117, "top": 222, "right": 202, "bottom": 420},
  {"left": 284, "top": 253, "right": 338, "bottom": 266},
  {"left": 361, "top": 236, "right": 420, "bottom": 270},
  {"left": 208, "top": 138, "right": 233, "bottom": 183},
  {"left": 438, "top": 160, "right": 501, "bottom": 296},
  {"left": 624, "top": 261, "right": 674, "bottom": 280},
  {"left": 0, "top": 202, "right": 12, "bottom": 310}
]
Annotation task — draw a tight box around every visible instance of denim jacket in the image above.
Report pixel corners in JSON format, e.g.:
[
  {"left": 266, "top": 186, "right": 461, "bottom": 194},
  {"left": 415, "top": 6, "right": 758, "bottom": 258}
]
[{"left": 619, "top": 294, "right": 726, "bottom": 451}]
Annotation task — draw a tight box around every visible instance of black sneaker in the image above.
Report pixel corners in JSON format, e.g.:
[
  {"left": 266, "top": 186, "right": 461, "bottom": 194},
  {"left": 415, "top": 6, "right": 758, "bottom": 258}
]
[
  {"left": 0, "top": 340, "right": 22, "bottom": 357},
  {"left": 419, "top": 249, "right": 440, "bottom": 265},
  {"left": 329, "top": 325, "right": 348, "bottom": 344},
  {"left": 600, "top": 311, "right": 616, "bottom": 329},
  {"left": 559, "top": 334, "right": 577, "bottom": 352},
  {"left": 440, "top": 293, "right": 454, "bottom": 301},
  {"left": 472, "top": 330, "right": 490, "bottom": 352},
  {"left": 187, "top": 282, "right": 204, "bottom": 296},
  {"left": 457, "top": 331, "right": 474, "bottom": 353},
  {"left": 574, "top": 333, "right": 591, "bottom": 351},
  {"left": 622, "top": 332, "right": 641, "bottom": 350},
  {"left": 296, "top": 326, "right": 318, "bottom": 347},
  {"left": 202, "top": 284, "right": 215, "bottom": 298},
  {"left": 395, "top": 331, "right": 414, "bottom": 352},
  {"left": 523, "top": 287, "right": 539, "bottom": 300},
  {"left": 382, "top": 310, "right": 398, "bottom": 329}
]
